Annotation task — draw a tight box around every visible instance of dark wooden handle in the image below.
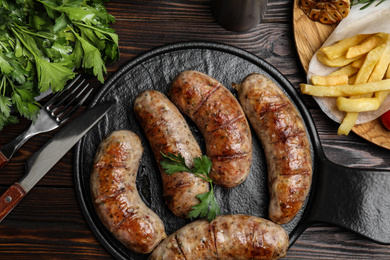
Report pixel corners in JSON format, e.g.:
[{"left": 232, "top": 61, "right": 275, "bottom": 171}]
[
  {"left": 0, "top": 183, "right": 26, "bottom": 222},
  {"left": 0, "top": 151, "right": 8, "bottom": 169}
]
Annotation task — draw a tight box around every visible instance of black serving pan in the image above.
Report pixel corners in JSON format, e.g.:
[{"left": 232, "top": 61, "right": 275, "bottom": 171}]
[{"left": 73, "top": 41, "right": 390, "bottom": 260}]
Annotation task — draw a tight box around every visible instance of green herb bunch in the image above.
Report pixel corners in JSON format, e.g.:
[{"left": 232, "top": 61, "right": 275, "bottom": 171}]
[
  {"left": 160, "top": 152, "right": 221, "bottom": 222},
  {"left": 0, "top": 0, "right": 119, "bottom": 130}
]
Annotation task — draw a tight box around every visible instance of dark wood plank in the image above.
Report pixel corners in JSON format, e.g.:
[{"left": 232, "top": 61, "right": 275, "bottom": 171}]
[
  {"left": 104, "top": 0, "right": 292, "bottom": 23},
  {"left": 108, "top": 21, "right": 302, "bottom": 78},
  {"left": 289, "top": 224, "right": 390, "bottom": 259},
  {"left": 0, "top": 0, "right": 389, "bottom": 259},
  {"left": 1, "top": 187, "right": 389, "bottom": 259},
  {"left": 0, "top": 187, "right": 111, "bottom": 259}
]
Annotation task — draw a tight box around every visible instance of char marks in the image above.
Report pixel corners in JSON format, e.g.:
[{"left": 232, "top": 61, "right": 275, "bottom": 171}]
[
  {"left": 169, "top": 70, "right": 253, "bottom": 188},
  {"left": 192, "top": 83, "right": 220, "bottom": 117},
  {"left": 236, "top": 73, "right": 313, "bottom": 225},
  {"left": 134, "top": 90, "right": 209, "bottom": 217},
  {"left": 193, "top": 83, "right": 251, "bottom": 161}
]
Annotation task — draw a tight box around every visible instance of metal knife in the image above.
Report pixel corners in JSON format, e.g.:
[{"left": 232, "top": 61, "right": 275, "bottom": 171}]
[{"left": 0, "top": 102, "right": 114, "bottom": 222}]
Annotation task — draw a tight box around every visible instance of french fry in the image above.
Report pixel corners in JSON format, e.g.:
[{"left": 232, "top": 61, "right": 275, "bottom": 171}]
[
  {"left": 369, "top": 39, "right": 390, "bottom": 105},
  {"left": 348, "top": 74, "right": 357, "bottom": 84},
  {"left": 329, "top": 64, "right": 359, "bottom": 77},
  {"left": 354, "top": 42, "right": 387, "bottom": 85},
  {"left": 351, "top": 56, "right": 366, "bottom": 69},
  {"left": 346, "top": 33, "right": 388, "bottom": 59},
  {"left": 374, "top": 55, "right": 390, "bottom": 104},
  {"left": 300, "top": 79, "right": 390, "bottom": 97},
  {"left": 311, "top": 74, "right": 348, "bottom": 86},
  {"left": 369, "top": 38, "right": 390, "bottom": 83},
  {"left": 317, "top": 49, "right": 364, "bottom": 67},
  {"left": 340, "top": 35, "right": 389, "bottom": 135},
  {"left": 307, "top": 32, "right": 390, "bottom": 136},
  {"left": 321, "top": 34, "right": 372, "bottom": 60},
  {"left": 336, "top": 96, "right": 380, "bottom": 112},
  {"left": 337, "top": 91, "right": 373, "bottom": 134},
  {"left": 386, "top": 63, "right": 390, "bottom": 79},
  {"left": 337, "top": 112, "right": 358, "bottom": 135},
  {"left": 375, "top": 90, "right": 390, "bottom": 104},
  {"left": 375, "top": 62, "right": 390, "bottom": 104}
]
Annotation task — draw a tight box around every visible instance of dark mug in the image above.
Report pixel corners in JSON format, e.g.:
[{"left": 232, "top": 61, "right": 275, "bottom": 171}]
[{"left": 212, "top": 0, "right": 268, "bottom": 32}]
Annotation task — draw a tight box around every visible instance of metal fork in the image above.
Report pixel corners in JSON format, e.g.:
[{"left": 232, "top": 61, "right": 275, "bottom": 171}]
[{"left": 0, "top": 75, "right": 93, "bottom": 169}]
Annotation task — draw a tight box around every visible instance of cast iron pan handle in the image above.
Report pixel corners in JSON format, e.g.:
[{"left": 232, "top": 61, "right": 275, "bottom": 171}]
[{"left": 290, "top": 155, "right": 390, "bottom": 246}]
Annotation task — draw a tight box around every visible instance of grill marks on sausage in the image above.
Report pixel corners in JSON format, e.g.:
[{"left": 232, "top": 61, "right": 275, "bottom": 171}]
[
  {"left": 258, "top": 100, "right": 310, "bottom": 177},
  {"left": 169, "top": 71, "right": 253, "bottom": 188},
  {"left": 193, "top": 84, "right": 250, "bottom": 161},
  {"left": 91, "top": 131, "right": 166, "bottom": 254},
  {"left": 134, "top": 90, "right": 209, "bottom": 218},
  {"left": 192, "top": 83, "right": 220, "bottom": 116},
  {"left": 236, "top": 73, "right": 312, "bottom": 225},
  {"left": 111, "top": 196, "right": 138, "bottom": 232},
  {"left": 148, "top": 215, "right": 289, "bottom": 259}
]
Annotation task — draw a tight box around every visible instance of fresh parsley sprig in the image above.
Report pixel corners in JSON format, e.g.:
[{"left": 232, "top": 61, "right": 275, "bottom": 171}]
[
  {"left": 0, "top": 0, "right": 119, "bottom": 131},
  {"left": 160, "top": 152, "right": 221, "bottom": 222}
]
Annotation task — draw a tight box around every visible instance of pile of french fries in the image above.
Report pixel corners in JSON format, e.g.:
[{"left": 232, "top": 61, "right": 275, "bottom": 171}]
[{"left": 300, "top": 32, "right": 390, "bottom": 135}]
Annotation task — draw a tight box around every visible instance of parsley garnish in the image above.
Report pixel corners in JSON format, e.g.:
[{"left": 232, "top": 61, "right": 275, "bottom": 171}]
[
  {"left": 0, "top": 0, "right": 119, "bottom": 130},
  {"left": 160, "top": 152, "right": 221, "bottom": 222}
]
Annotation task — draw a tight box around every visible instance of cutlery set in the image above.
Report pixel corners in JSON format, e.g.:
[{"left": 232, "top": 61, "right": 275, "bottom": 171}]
[{"left": 0, "top": 77, "right": 114, "bottom": 222}]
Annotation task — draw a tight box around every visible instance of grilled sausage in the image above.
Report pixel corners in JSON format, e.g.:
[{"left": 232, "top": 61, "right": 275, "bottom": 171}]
[
  {"left": 148, "top": 214, "right": 289, "bottom": 260},
  {"left": 235, "top": 73, "right": 313, "bottom": 224},
  {"left": 134, "top": 90, "right": 209, "bottom": 218},
  {"left": 90, "top": 130, "right": 166, "bottom": 254},
  {"left": 169, "top": 70, "right": 253, "bottom": 188}
]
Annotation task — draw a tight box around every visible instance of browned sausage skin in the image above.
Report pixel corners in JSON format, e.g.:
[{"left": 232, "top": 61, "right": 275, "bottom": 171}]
[
  {"left": 134, "top": 90, "right": 209, "bottom": 218},
  {"left": 169, "top": 70, "right": 253, "bottom": 188},
  {"left": 90, "top": 130, "right": 166, "bottom": 254},
  {"left": 235, "top": 73, "right": 313, "bottom": 225},
  {"left": 148, "top": 214, "right": 289, "bottom": 260}
]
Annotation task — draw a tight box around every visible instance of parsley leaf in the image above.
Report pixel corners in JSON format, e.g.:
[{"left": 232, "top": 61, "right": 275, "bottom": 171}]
[
  {"left": 35, "top": 57, "right": 76, "bottom": 92},
  {"left": 188, "top": 187, "right": 220, "bottom": 222},
  {"left": 70, "top": 26, "right": 106, "bottom": 83},
  {"left": 0, "top": 95, "right": 12, "bottom": 118},
  {"left": 0, "top": 54, "right": 14, "bottom": 74},
  {"left": 160, "top": 152, "right": 190, "bottom": 173},
  {"left": 0, "top": 0, "right": 119, "bottom": 130},
  {"left": 12, "top": 86, "right": 40, "bottom": 122},
  {"left": 160, "top": 152, "right": 221, "bottom": 222}
]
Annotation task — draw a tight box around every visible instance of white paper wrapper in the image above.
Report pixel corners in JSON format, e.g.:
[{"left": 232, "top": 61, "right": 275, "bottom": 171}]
[{"left": 307, "top": 1, "right": 390, "bottom": 124}]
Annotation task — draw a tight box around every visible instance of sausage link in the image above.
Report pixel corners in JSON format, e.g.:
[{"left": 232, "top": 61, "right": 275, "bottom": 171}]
[
  {"left": 235, "top": 73, "right": 313, "bottom": 224},
  {"left": 148, "top": 214, "right": 289, "bottom": 260},
  {"left": 90, "top": 130, "right": 166, "bottom": 254},
  {"left": 134, "top": 90, "right": 209, "bottom": 218},
  {"left": 169, "top": 70, "right": 253, "bottom": 188}
]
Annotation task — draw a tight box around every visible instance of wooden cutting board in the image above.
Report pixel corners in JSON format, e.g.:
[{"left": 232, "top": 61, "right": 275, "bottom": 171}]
[{"left": 293, "top": 0, "right": 390, "bottom": 150}]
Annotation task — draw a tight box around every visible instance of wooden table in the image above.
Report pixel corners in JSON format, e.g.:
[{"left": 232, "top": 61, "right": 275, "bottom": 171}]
[{"left": 1, "top": 0, "right": 390, "bottom": 259}]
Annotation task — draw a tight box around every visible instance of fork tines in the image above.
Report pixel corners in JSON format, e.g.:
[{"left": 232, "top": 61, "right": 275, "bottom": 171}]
[{"left": 44, "top": 75, "right": 94, "bottom": 124}]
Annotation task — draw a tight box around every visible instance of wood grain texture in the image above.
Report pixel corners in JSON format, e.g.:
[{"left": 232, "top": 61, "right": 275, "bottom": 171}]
[
  {"left": 0, "top": 151, "right": 8, "bottom": 169},
  {"left": 293, "top": 0, "right": 390, "bottom": 150},
  {"left": 292, "top": 0, "right": 336, "bottom": 72},
  {"left": 0, "top": 188, "right": 111, "bottom": 260},
  {"left": 0, "top": 0, "right": 389, "bottom": 259},
  {"left": 1, "top": 187, "right": 390, "bottom": 259}
]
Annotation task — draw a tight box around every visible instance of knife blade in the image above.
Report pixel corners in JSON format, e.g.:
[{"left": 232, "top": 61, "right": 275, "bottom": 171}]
[{"left": 0, "top": 102, "right": 114, "bottom": 222}]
